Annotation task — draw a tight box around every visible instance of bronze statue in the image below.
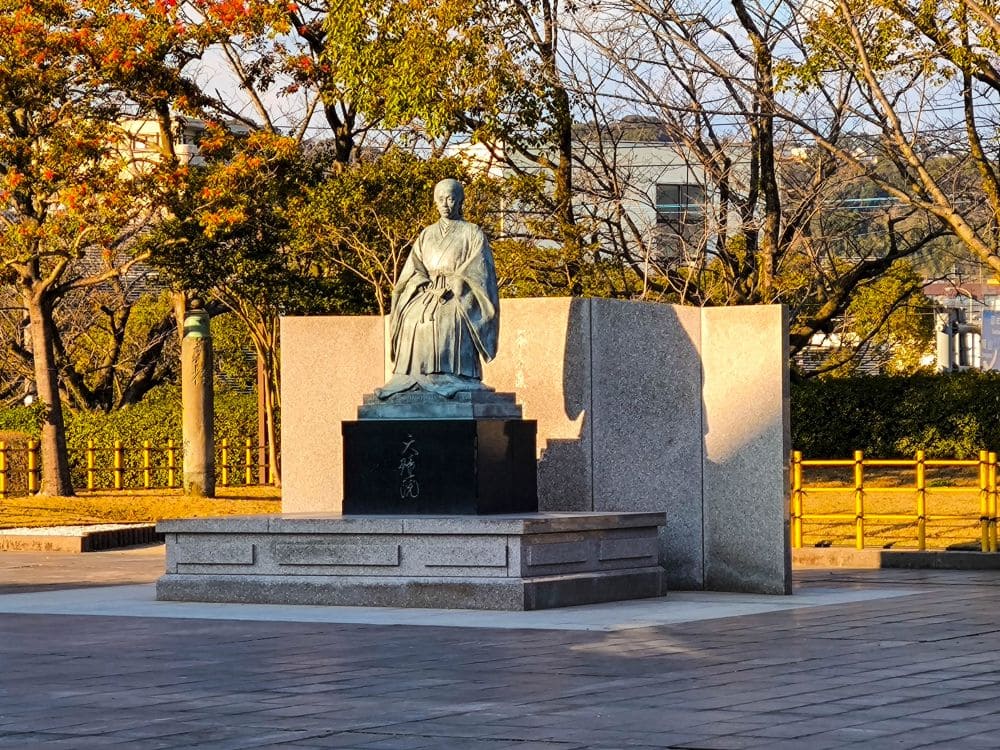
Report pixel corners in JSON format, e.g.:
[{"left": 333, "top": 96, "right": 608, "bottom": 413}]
[{"left": 378, "top": 179, "right": 499, "bottom": 399}]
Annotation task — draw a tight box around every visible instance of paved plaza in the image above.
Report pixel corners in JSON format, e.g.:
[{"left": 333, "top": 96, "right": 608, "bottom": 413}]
[{"left": 2, "top": 548, "right": 1000, "bottom": 749}]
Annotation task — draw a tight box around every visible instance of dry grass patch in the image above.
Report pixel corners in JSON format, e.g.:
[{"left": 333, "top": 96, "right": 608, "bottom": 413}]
[
  {"left": 798, "top": 465, "right": 987, "bottom": 550},
  {"left": 0, "top": 486, "right": 281, "bottom": 529}
]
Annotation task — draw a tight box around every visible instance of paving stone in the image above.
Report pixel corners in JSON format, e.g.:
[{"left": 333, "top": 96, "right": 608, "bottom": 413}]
[{"left": 5, "top": 565, "right": 1000, "bottom": 749}]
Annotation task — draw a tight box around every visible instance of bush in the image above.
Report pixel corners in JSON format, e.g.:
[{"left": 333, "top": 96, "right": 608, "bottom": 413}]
[
  {"left": 792, "top": 372, "right": 1000, "bottom": 458},
  {"left": 0, "top": 386, "right": 257, "bottom": 487},
  {"left": 0, "top": 404, "right": 45, "bottom": 436},
  {"left": 0, "top": 430, "right": 32, "bottom": 496}
]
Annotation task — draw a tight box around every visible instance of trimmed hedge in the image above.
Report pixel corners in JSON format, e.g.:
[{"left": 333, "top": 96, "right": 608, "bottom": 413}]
[
  {"left": 9, "top": 373, "right": 1000, "bottom": 472},
  {"left": 0, "top": 386, "right": 256, "bottom": 486},
  {"left": 792, "top": 372, "right": 1000, "bottom": 459}
]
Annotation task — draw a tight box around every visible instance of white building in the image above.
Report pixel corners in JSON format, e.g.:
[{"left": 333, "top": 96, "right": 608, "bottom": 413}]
[
  {"left": 119, "top": 115, "right": 251, "bottom": 169},
  {"left": 447, "top": 120, "right": 731, "bottom": 266}
]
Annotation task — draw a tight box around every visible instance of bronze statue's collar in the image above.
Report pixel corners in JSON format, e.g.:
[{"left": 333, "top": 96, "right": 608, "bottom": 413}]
[{"left": 438, "top": 218, "right": 460, "bottom": 236}]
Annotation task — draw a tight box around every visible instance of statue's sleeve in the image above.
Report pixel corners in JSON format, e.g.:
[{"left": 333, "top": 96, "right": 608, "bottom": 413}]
[
  {"left": 388, "top": 232, "right": 431, "bottom": 361},
  {"left": 454, "top": 226, "right": 499, "bottom": 361}
]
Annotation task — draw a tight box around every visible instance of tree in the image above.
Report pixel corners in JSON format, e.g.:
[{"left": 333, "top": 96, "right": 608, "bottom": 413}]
[
  {"left": 208, "top": 0, "right": 590, "bottom": 292},
  {"left": 0, "top": 0, "right": 179, "bottom": 494},
  {"left": 192, "top": 0, "right": 488, "bottom": 159},
  {"left": 562, "top": 0, "right": 950, "bottom": 362},
  {"left": 293, "top": 150, "right": 515, "bottom": 314},
  {"left": 791, "top": 0, "right": 1000, "bottom": 276},
  {"left": 56, "top": 285, "right": 180, "bottom": 410},
  {"left": 805, "top": 261, "right": 935, "bottom": 375},
  {"left": 148, "top": 128, "right": 338, "bottom": 483},
  {"left": 0, "top": 283, "right": 181, "bottom": 411}
]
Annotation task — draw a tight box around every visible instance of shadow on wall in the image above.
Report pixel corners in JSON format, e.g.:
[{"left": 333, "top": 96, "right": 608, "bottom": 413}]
[
  {"left": 483, "top": 298, "right": 705, "bottom": 585},
  {"left": 485, "top": 298, "right": 791, "bottom": 595}
]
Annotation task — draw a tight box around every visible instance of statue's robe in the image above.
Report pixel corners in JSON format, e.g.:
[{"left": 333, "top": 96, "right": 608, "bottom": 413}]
[{"left": 379, "top": 219, "right": 499, "bottom": 398}]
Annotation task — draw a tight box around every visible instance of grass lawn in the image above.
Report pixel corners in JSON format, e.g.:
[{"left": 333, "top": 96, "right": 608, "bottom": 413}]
[
  {"left": 0, "top": 486, "right": 281, "bottom": 529},
  {"left": 797, "top": 464, "right": 989, "bottom": 550}
]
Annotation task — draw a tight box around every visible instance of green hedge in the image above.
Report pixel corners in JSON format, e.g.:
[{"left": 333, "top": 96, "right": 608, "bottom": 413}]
[
  {"left": 11, "top": 372, "right": 1000, "bottom": 471},
  {"left": 792, "top": 372, "right": 1000, "bottom": 459},
  {"left": 0, "top": 386, "right": 256, "bottom": 486}
]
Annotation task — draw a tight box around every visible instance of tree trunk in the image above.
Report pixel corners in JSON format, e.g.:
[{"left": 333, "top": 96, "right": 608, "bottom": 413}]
[
  {"left": 26, "top": 290, "right": 74, "bottom": 496},
  {"left": 245, "top": 314, "right": 282, "bottom": 486},
  {"left": 264, "top": 367, "right": 281, "bottom": 487},
  {"left": 543, "top": 74, "right": 581, "bottom": 294}
]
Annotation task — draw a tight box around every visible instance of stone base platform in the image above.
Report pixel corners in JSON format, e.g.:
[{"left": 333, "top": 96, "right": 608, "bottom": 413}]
[
  {"left": 0, "top": 524, "right": 161, "bottom": 553},
  {"left": 156, "top": 513, "right": 667, "bottom": 611}
]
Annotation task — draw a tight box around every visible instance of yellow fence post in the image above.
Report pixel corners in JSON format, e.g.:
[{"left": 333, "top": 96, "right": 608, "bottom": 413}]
[
  {"left": 916, "top": 450, "right": 926, "bottom": 551},
  {"left": 245, "top": 438, "right": 253, "bottom": 485},
  {"left": 167, "top": 439, "right": 176, "bottom": 489},
  {"left": 86, "top": 439, "right": 96, "bottom": 491},
  {"left": 854, "top": 450, "right": 865, "bottom": 549},
  {"left": 990, "top": 452, "right": 998, "bottom": 553},
  {"left": 980, "top": 450, "right": 990, "bottom": 553},
  {"left": 791, "top": 451, "right": 803, "bottom": 548},
  {"left": 113, "top": 440, "right": 123, "bottom": 491},
  {"left": 0, "top": 441, "right": 7, "bottom": 499},
  {"left": 26, "top": 439, "right": 39, "bottom": 494},
  {"left": 220, "top": 439, "right": 229, "bottom": 487},
  {"left": 142, "top": 440, "right": 152, "bottom": 489}
]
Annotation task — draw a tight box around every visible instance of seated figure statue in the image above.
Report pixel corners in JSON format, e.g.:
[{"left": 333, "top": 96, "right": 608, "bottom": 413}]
[{"left": 377, "top": 178, "right": 499, "bottom": 399}]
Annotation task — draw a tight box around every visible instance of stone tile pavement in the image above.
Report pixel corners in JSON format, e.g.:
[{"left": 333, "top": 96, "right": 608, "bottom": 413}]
[{"left": 2, "top": 547, "right": 1000, "bottom": 749}]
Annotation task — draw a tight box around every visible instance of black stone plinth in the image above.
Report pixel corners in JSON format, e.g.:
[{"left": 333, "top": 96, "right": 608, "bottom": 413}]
[{"left": 342, "top": 419, "right": 538, "bottom": 515}]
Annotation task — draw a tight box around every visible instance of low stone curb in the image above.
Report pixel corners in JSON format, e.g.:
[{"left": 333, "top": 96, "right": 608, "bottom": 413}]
[
  {"left": 793, "top": 547, "right": 1000, "bottom": 570},
  {"left": 0, "top": 525, "right": 163, "bottom": 553}
]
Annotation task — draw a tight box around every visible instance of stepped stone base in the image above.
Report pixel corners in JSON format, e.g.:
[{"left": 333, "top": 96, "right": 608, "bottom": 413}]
[
  {"left": 358, "top": 389, "right": 523, "bottom": 420},
  {"left": 156, "top": 512, "right": 667, "bottom": 610}
]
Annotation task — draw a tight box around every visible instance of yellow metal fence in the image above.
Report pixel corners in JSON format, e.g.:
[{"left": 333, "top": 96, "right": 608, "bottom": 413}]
[
  {"left": 0, "top": 438, "right": 266, "bottom": 497},
  {"left": 791, "top": 450, "right": 999, "bottom": 552}
]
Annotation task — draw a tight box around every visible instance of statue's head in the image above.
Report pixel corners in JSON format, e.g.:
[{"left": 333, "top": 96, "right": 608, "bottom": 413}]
[{"left": 434, "top": 179, "right": 464, "bottom": 221}]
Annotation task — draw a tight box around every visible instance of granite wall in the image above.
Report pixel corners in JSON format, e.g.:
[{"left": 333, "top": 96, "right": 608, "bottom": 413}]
[{"left": 280, "top": 299, "right": 791, "bottom": 594}]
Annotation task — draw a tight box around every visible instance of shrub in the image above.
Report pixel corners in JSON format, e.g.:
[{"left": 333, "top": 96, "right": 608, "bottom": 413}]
[
  {"left": 0, "top": 386, "right": 257, "bottom": 487},
  {"left": 0, "top": 404, "right": 45, "bottom": 436},
  {"left": 0, "top": 430, "right": 32, "bottom": 496},
  {"left": 792, "top": 371, "right": 1000, "bottom": 458}
]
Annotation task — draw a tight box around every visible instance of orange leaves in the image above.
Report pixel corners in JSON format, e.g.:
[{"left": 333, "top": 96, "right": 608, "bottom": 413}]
[
  {"left": 2, "top": 5, "right": 66, "bottom": 71},
  {"left": 61, "top": 182, "right": 91, "bottom": 213},
  {"left": 290, "top": 53, "right": 313, "bottom": 73},
  {"left": 184, "top": 131, "right": 302, "bottom": 240},
  {"left": 150, "top": 0, "right": 177, "bottom": 16},
  {"left": 159, "top": 165, "right": 189, "bottom": 189},
  {"left": 3, "top": 171, "right": 26, "bottom": 190},
  {"left": 0, "top": 0, "right": 174, "bottom": 287},
  {"left": 190, "top": 0, "right": 287, "bottom": 36},
  {"left": 206, "top": 0, "right": 250, "bottom": 25},
  {"left": 201, "top": 207, "right": 247, "bottom": 237},
  {"left": 197, "top": 123, "right": 230, "bottom": 156}
]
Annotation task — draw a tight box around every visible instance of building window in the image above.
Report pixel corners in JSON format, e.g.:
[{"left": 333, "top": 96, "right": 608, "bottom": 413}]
[
  {"left": 655, "top": 183, "right": 705, "bottom": 226},
  {"left": 180, "top": 128, "right": 203, "bottom": 146},
  {"left": 654, "top": 183, "right": 707, "bottom": 261}
]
